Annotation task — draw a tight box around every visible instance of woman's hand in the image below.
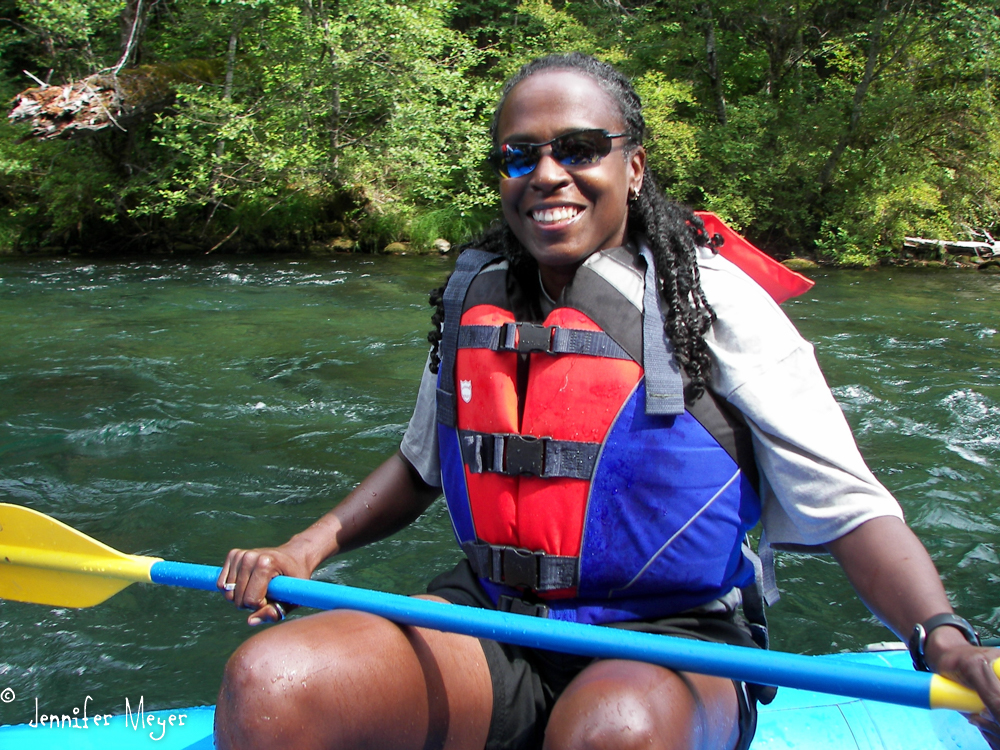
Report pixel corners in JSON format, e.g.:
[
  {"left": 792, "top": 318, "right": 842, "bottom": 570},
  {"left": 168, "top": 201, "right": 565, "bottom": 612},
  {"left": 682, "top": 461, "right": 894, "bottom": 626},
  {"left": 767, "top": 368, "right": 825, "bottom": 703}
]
[
  {"left": 826, "top": 519, "right": 1000, "bottom": 745},
  {"left": 926, "top": 632, "right": 1000, "bottom": 747},
  {"left": 217, "top": 544, "right": 314, "bottom": 626},
  {"left": 215, "top": 451, "right": 440, "bottom": 627}
]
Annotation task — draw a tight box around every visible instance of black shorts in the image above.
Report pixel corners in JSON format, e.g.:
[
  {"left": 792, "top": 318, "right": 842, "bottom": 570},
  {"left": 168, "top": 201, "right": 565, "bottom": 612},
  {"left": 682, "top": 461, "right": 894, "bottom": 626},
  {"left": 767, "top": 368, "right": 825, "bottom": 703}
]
[{"left": 427, "top": 560, "right": 769, "bottom": 750}]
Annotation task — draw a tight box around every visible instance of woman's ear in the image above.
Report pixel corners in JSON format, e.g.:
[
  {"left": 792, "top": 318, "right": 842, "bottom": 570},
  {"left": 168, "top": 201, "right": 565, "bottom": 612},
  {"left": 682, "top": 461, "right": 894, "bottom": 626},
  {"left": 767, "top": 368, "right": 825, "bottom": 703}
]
[{"left": 628, "top": 145, "right": 646, "bottom": 198}]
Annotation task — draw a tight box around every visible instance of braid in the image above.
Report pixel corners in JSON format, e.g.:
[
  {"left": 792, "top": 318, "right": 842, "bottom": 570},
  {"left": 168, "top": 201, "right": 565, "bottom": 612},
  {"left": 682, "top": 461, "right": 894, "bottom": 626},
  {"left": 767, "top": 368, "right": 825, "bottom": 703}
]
[
  {"left": 428, "top": 52, "right": 717, "bottom": 402},
  {"left": 427, "top": 284, "right": 446, "bottom": 375},
  {"left": 628, "top": 173, "right": 716, "bottom": 401}
]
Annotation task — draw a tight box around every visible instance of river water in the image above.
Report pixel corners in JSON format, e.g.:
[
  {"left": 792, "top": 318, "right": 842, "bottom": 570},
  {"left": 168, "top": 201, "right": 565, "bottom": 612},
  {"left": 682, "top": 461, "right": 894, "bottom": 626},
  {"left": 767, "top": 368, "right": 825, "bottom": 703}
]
[{"left": 0, "top": 256, "right": 997, "bottom": 725}]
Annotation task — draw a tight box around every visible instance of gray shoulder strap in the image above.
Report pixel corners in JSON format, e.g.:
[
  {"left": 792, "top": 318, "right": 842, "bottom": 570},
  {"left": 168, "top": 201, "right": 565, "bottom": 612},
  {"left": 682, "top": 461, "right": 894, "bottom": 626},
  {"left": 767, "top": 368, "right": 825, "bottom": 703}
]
[{"left": 639, "top": 244, "right": 685, "bottom": 416}]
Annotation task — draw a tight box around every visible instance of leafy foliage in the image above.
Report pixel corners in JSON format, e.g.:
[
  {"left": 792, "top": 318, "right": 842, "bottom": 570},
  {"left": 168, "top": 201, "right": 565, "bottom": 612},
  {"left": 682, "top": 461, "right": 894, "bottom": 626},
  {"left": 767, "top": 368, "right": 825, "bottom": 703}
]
[{"left": 0, "top": 0, "right": 997, "bottom": 262}]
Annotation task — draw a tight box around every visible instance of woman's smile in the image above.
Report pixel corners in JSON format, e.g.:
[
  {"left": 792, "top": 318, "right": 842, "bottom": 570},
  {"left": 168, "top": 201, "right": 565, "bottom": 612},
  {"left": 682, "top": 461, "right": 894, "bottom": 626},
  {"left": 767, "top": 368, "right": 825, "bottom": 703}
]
[{"left": 529, "top": 204, "right": 583, "bottom": 226}]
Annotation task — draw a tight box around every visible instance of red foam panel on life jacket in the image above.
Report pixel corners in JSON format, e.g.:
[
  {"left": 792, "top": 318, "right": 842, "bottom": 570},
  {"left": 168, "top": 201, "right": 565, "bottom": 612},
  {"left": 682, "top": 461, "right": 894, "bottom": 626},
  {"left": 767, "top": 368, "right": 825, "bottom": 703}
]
[
  {"left": 516, "top": 476, "right": 589, "bottom": 563},
  {"left": 695, "top": 211, "right": 814, "bottom": 304},
  {"left": 454, "top": 306, "right": 643, "bottom": 557},
  {"left": 456, "top": 305, "right": 519, "bottom": 434},
  {"left": 518, "top": 308, "right": 641, "bottom": 559},
  {"left": 522, "top": 309, "right": 641, "bottom": 442},
  {"left": 457, "top": 305, "right": 520, "bottom": 547}
]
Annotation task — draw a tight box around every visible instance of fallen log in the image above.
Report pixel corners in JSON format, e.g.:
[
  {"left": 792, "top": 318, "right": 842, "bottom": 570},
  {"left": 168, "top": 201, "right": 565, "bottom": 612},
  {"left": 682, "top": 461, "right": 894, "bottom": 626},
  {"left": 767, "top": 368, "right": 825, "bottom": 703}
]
[
  {"left": 903, "top": 231, "right": 999, "bottom": 260},
  {"left": 8, "top": 60, "right": 222, "bottom": 141}
]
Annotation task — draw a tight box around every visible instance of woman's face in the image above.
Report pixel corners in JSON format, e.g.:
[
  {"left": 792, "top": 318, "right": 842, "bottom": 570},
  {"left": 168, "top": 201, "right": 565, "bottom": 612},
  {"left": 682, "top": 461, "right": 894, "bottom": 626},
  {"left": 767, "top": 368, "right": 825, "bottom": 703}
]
[{"left": 495, "top": 69, "right": 645, "bottom": 297}]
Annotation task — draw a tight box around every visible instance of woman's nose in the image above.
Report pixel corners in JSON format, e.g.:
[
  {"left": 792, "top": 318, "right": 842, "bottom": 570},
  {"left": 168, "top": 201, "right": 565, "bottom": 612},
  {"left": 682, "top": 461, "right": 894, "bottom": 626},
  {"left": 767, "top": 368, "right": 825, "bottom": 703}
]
[{"left": 529, "top": 148, "right": 571, "bottom": 188}]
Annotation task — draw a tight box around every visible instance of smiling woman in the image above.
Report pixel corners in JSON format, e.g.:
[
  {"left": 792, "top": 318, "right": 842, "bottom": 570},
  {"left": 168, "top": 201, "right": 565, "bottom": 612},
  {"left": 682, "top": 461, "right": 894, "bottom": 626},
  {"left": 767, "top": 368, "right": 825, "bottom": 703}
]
[{"left": 212, "top": 53, "right": 1000, "bottom": 750}]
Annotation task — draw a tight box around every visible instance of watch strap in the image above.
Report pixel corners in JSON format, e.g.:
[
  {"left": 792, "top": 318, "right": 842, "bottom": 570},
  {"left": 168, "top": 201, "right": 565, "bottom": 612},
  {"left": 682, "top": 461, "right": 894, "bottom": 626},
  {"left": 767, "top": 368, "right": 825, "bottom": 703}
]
[{"left": 908, "top": 613, "right": 980, "bottom": 672}]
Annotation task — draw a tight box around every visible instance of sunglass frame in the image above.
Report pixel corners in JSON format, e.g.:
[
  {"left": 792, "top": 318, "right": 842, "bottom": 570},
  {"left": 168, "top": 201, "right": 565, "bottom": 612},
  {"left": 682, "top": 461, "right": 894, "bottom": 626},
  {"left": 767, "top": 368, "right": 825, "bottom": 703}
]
[{"left": 488, "top": 128, "right": 631, "bottom": 179}]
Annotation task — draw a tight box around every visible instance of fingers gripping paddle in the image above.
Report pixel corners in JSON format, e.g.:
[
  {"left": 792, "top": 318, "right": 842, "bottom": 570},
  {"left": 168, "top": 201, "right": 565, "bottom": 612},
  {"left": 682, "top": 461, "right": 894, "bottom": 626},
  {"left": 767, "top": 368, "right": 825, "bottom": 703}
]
[{"left": 0, "top": 503, "right": 994, "bottom": 714}]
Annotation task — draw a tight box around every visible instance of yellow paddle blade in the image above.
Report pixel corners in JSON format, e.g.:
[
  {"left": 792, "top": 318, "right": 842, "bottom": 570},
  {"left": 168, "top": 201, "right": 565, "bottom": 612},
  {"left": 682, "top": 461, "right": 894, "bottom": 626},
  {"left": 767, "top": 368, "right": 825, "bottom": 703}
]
[{"left": 0, "top": 503, "right": 160, "bottom": 608}]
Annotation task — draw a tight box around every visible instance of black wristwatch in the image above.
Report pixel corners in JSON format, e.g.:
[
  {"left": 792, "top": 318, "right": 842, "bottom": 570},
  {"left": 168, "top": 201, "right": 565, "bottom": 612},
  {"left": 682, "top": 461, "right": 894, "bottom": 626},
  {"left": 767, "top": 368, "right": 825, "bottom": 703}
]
[{"left": 908, "top": 613, "right": 981, "bottom": 672}]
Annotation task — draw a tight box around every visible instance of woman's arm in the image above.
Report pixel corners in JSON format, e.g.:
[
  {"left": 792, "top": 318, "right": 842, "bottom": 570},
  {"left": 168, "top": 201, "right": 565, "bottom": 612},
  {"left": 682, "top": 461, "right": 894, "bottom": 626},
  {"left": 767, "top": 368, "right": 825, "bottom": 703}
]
[
  {"left": 825, "top": 516, "right": 1000, "bottom": 720},
  {"left": 217, "top": 451, "right": 440, "bottom": 625}
]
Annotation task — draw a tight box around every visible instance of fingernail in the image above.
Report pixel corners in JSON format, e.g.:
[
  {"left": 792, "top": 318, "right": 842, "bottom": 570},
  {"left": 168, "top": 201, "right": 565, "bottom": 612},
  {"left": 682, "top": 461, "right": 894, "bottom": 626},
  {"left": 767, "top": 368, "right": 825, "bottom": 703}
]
[
  {"left": 224, "top": 583, "right": 236, "bottom": 591},
  {"left": 248, "top": 616, "right": 261, "bottom": 626}
]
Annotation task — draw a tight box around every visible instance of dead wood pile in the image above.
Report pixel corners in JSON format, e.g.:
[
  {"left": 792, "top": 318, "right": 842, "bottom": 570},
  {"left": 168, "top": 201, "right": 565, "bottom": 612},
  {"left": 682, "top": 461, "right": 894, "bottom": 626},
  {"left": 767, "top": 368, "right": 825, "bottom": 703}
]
[{"left": 8, "top": 60, "right": 222, "bottom": 140}]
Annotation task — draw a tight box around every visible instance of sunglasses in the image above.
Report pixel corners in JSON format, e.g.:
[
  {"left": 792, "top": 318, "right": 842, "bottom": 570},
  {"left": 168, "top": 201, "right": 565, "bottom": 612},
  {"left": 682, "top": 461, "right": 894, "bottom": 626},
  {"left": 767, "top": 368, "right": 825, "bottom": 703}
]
[{"left": 488, "top": 128, "right": 631, "bottom": 179}]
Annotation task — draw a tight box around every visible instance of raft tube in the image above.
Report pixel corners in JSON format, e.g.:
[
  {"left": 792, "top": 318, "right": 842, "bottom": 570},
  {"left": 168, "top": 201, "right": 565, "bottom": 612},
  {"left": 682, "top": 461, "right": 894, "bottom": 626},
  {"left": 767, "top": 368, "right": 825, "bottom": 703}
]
[{"left": 0, "top": 650, "right": 988, "bottom": 749}]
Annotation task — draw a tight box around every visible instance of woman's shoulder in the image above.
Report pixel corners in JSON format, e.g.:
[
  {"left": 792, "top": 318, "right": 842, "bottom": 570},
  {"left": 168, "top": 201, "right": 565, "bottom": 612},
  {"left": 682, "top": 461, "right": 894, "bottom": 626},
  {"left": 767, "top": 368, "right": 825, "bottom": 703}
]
[
  {"left": 696, "top": 247, "right": 790, "bottom": 316},
  {"left": 696, "top": 247, "right": 813, "bottom": 397}
]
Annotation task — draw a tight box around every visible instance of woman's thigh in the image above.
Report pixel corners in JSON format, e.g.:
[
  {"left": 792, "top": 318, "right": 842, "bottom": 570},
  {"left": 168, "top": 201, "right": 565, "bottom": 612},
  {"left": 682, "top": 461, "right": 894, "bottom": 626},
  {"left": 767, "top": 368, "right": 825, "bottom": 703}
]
[
  {"left": 543, "top": 659, "right": 740, "bottom": 750},
  {"left": 215, "top": 600, "right": 493, "bottom": 750}
]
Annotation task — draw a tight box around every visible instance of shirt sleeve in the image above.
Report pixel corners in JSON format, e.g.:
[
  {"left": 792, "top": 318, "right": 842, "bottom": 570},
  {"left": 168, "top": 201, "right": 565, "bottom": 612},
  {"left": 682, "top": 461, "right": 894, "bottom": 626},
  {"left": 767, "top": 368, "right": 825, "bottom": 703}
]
[
  {"left": 697, "top": 250, "right": 903, "bottom": 548},
  {"left": 399, "top": 354, "right": 443, "bottom": 487}
]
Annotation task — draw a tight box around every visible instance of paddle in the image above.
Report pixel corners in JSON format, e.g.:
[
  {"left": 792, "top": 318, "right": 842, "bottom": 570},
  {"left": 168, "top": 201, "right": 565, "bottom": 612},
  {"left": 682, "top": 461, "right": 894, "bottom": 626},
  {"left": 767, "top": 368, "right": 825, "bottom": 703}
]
[{"left": 1, "top": 502, "right": 994, "bottom": 713}]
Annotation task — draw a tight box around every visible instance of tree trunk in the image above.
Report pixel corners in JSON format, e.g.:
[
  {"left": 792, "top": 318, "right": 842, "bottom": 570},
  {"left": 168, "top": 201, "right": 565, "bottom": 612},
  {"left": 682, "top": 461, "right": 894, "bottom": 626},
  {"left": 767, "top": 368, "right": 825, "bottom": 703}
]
[
  {"left": 818, "top": 0, "right": 889, "bottom": 189},
  {"left": 329, "top": 80, "right": 341, "bottom": 171},
  {"left": 215, "top": 32, "right": 238, "bottom": 159},
  {"left": 116, "top": 0, "right": 151, "bottom": 73},
  {"left": 700, "top": 2, "right": 727, "bottom": 126}
]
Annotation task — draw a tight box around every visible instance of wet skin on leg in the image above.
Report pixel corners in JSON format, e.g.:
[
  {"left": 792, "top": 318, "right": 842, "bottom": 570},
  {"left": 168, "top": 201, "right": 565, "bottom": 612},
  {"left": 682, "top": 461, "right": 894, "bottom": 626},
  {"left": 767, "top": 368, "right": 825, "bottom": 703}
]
[
  {"left": 215, "top": 600, "right": 493, "bottom": 750},
  {"left": 544, "top": 660, "right": 740, "bottom": 750}
]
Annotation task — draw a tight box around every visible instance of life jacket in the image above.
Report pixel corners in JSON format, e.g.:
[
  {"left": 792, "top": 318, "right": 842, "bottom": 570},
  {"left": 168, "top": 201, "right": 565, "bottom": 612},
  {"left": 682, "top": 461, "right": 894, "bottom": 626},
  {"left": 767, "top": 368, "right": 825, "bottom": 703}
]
[{"left": 435, "top": 245, "right": 763, "bottom": 625}]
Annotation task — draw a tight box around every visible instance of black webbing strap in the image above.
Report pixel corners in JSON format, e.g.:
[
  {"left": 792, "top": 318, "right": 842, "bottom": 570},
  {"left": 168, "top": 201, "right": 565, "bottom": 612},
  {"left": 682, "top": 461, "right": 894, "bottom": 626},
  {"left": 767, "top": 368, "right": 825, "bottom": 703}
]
[
  {"left": 552, "top": 327, "right": 631, "bottom": 359},
  {"left": 436, "top": 250, "right": 503, "bottom": 427},
  {"left": 457, "top": 322, "right": 631, "bottom": 360},
  {"left": 459, "top": 430, "right": 600, "bottom": 479},
  {"left": 740, "top": 537, "right": 771, "bottom": 650},
  {"left": 462, "top": 541, "right": 578, "bottom": 591}
]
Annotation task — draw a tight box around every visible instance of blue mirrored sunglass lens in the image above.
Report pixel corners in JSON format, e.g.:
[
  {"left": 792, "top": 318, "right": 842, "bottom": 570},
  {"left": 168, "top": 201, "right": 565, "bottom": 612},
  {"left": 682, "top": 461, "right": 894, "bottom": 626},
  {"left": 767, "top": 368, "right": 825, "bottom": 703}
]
[
  {"left": 554, "top": 137, "right": 605, "bottom": 165},
  {"left": 501, "top": 146, "right": 536, "bottom": 178},
  {"left": 506, "top": 161, "right": 536, "bottom": 178}
]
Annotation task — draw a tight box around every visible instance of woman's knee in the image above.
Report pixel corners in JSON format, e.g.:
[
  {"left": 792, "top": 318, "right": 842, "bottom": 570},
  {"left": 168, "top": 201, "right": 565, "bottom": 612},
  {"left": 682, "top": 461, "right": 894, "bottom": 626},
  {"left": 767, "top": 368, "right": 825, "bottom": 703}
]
[
  {"left": 545, "top": 677, "right": 667, "bottom": 750},
  {"left": 215, "top": 609, "right": 494, "bottom": 750},
  {"left": 215, "top": 623, "right": 318, "bottom": 748},
  {"left": 543, "top": 661, "right": 739, "bottom": 750},
  {"left": 546, "top": 688, "right": 660, "bottom": 750},
  {"left": 215, "top": 611, "right": 404, "bottom": 749}
]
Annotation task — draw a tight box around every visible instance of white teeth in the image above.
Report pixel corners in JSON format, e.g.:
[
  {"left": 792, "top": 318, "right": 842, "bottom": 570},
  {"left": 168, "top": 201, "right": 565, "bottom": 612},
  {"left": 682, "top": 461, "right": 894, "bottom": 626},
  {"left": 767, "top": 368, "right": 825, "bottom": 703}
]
[{"left": 531, "top": 206, "right": 580, "bottom": 224}]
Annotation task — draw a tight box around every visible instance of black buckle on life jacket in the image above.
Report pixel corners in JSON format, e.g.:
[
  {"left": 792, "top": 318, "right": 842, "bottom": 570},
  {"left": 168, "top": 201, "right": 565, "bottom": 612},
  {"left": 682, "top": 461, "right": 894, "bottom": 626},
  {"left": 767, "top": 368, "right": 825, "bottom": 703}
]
[
  {"left": 500, "top": 322, "right": 553, "bottom": 353},
  {"left": 499, "top": 546, "right": 537, "bottom": 589},
  {"left": 463, "top": 541, "right": 579, "bottom": 591},
  {"left": 504, "top": 435, "right": 545, "bottom": 476},
  {"left": 498, "top": 595, "right": 550, "bottom": 618}
]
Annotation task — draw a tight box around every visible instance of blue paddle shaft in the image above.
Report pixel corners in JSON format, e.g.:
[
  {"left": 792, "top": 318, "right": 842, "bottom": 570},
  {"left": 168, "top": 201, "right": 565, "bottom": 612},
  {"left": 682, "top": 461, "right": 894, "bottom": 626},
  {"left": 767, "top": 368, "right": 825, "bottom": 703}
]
[{"left": 150, "top": 560, "right": 933, "bottom": 710}]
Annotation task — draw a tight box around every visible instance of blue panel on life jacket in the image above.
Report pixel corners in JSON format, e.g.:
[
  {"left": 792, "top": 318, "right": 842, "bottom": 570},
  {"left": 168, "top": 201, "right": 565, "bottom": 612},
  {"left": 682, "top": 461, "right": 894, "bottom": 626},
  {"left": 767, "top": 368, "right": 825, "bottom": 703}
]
[
  {"left": 438, "top": 421, "right": 477, "bottom": 546},
  {"left": 579, "top": 381, "right": 759, "bottom": 603}
]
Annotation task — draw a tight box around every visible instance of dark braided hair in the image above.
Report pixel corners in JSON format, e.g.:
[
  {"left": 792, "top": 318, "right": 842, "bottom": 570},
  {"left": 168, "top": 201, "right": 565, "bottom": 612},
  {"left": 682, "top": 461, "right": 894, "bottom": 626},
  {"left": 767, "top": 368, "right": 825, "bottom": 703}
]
[{"left": 429, "top": 53, "right": 718, "bottom": 401}]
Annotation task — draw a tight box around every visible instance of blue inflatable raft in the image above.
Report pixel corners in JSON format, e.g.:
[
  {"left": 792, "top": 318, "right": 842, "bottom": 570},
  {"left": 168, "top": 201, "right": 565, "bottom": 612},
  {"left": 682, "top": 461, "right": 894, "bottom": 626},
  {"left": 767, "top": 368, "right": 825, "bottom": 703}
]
[{"left": 0, "top": 649, "right": 988, "bottom": 750}]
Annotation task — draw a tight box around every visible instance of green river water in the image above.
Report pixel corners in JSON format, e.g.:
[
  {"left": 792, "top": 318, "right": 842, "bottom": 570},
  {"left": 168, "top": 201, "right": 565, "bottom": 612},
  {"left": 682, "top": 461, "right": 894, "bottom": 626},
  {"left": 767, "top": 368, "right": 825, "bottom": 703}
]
[{"left": 0, "top": 256, "right": 997, "bottom": 726}]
